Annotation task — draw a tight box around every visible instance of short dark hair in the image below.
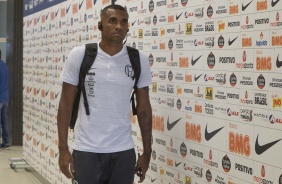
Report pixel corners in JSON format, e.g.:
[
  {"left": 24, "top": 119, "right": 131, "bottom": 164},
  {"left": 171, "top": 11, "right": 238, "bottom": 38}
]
[{"left": 100, "top": 4, "right": 127, "bottom": 16}]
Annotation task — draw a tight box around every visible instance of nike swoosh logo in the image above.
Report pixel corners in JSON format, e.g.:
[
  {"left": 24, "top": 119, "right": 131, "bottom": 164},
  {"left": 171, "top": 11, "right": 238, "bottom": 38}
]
[
  {"left": 37, "top": 88, "right": 41, "bottom": 94},
  {"left": 132, "top": 19, "right": 137, "bottom": 26},
  {"left": 191, "top": 55, "right": 202, "bottom": 66},
  {"left": 271, "top": 0, "right": 280, "bottom": 7},
  {"left": 79, "top": 0, "right": 84, "bottom": 10},
  {"left": 29, "top": 19, "right": 33, "bottom": 25},
  {"left": 205, "top": 124, "right": 224, "bottom": 141},
  {"left": 242, "top": 0, "right": 253, "bottom": 11},
  {"left": 55, "top": 92, "right": 60, "bottom": 99},
  {"left": 46, "top": 13, "right": 49, "bottom": 20},
  {"left": 45, "top": 90, "right": 49, "bottom": 96},
  {"left": 176, "top": 12, "right": 183, "bottom": 20},
  {"left": 37, "top": 16, "right": 40, "bottom": 23},
  {"left": 151, "top": 178, "right": 157, "bottom": 183},
  {"left": 255, "top": 134, "right": 281, "bottom": 155},
  {"left": 66, "top": 4, "right": 71, "bottom": 14},
  {"left": 228, "top": 36, "right": 238, "bottom": 46},
  {"left": 55, "top": 9, "right": 59, "bottom": 17},
  {"left": 276, "top": 55, "right": 282, "bottom": 68},
  {"left": 194, "top": 74, "right": 202, "bottom": 81},
  {"left": 175, "top": 161, "right": 182, "bottom": 167},
  {"left": 167, "top": 117, "right": 182, "bottom": 131},
  {"left": 93, "top": 0, "right": 98, "bottom": 5}
]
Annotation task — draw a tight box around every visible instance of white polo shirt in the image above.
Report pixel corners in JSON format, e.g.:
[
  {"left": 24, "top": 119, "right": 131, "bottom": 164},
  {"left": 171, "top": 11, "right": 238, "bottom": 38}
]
[{"left": 60, "top": 44, "right": 152, "bottom": 153}]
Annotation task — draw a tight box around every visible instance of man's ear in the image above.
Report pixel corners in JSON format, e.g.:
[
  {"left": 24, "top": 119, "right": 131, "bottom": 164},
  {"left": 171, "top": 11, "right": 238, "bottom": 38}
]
[{"left": 98, "top": 22, "right": 102, "bottom": 30}]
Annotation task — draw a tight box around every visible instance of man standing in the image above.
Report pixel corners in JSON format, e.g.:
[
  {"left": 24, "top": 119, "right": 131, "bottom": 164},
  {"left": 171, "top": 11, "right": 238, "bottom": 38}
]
[
  {"left": 0, "top": 50, "right": 10, "bottom": 150},
  {"left": 57, "top": 4, "right": 152, "bottom": 184}
]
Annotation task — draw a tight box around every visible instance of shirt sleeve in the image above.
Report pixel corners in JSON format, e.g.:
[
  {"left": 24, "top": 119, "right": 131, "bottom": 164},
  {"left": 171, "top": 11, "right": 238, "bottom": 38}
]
[
  {"left": 60, "top": 45, "right": 86, "bottom": 86},
  {"left": 136, "top": 51, "right": 152, "bottom": 88}
]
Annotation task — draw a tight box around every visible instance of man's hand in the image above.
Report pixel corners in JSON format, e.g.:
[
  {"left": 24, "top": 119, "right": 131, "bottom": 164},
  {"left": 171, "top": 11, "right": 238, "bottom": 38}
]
[
  {"left": 135, "top": 153, "right": 151, "bottom": 183},
  {"left": 58, "top": 150, "right": 75, "bottom": 178}
]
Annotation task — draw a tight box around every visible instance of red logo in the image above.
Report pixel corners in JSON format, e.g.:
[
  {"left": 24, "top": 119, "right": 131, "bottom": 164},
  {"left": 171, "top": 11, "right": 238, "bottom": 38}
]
[
  {"left": 246, "top": 16, "right": 249, "bottom": 24},
  {"left": 209, "top": 150, "right": 212, "bottom": 160},
  {"left": 261, "top": 165, "right": 265, "bottom": 177},
  {"left": 197, "top": 86, "right": 200, "bottom": 93},
  {"left": 277, "top": 12, "right": 280, "bottom": 21},
  {"left": 245, "top": 91, "right": 248, "bottom": 99},
  {"left": 260, "top": 32, "right": 264, "bottom": 40},
  {"left": 243, "top": 50, "right": 247, "bottom": 62},
  {"left": 170, "top": 138, "right": 173, "bottom": 147}
]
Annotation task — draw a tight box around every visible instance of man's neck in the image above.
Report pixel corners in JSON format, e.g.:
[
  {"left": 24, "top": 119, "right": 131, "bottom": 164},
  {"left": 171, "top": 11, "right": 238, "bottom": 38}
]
[{"left": 99, "top": 41, "right": 123, "bottom": 56}]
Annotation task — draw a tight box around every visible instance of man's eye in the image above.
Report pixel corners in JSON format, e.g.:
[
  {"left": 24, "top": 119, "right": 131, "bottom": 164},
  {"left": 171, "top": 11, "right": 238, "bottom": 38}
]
[{"left": 121, "top": 21, "right": 128, "bottom": 25}]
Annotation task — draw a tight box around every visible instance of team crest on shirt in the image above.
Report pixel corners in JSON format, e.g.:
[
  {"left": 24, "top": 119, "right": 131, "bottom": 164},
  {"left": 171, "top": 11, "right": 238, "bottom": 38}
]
[{"left": 124, "top": 64, "right": 135, "bottom": 79}]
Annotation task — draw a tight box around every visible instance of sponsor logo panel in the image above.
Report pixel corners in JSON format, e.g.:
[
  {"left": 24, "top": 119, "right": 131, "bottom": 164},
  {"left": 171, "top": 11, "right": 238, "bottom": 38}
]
[
  {"left": 204, "top": 117, "right": 227, "bottom": 151},
  {"left": 253, "top": 127, "right": 282, "bottom": 166},
  {"left": 234, "top": 156, "right": 254, "bottom": 183},
  {"left": 253, "top": 162, "right": 275, "bottom": 184}
]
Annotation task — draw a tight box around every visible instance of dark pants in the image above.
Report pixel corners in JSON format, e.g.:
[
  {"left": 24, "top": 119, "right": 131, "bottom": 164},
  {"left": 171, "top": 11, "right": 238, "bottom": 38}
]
[
  {"left": 0, "top": 103, "right": 9, "bottom": 145},
  {"left": 72, "top": 148, "right": 136, "bottom": 184}
]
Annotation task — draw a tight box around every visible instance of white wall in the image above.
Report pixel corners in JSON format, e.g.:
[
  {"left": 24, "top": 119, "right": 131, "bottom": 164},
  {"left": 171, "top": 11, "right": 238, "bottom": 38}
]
[{"left": 23, "top": 0, "right": 282, "bottom": 184}]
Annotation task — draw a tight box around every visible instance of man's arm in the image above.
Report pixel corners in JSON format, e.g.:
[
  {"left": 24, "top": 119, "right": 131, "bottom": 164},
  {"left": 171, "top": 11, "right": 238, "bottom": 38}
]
[
  {"left": 57, "top": 82, "right": 77, "bottom": 178},
  {"left": 135, "top": 86, "right": 152, "bottom": 183}
]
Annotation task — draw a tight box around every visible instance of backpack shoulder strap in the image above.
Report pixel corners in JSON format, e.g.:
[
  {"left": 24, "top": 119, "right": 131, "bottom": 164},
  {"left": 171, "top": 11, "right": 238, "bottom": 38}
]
[
  {"left": 126, "top": 46, "right": 140, "bottom": 88},
  {"left": 70, "top": 43, "right": 98, "bottom": 129},
  {"left": 126, "top": 46, "right": 141, "bottom": 116}
]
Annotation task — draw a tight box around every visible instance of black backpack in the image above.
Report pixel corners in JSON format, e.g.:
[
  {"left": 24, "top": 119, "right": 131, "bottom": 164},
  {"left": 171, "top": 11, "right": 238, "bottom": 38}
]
[{"left": 69, "top": 43, "right": 141, "bottom": 129}]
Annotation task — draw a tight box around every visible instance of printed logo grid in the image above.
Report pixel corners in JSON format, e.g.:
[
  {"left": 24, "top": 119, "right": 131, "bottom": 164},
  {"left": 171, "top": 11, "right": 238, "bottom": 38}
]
[{"left": 22, "top": 0, "right": 282, "bottom": 183}]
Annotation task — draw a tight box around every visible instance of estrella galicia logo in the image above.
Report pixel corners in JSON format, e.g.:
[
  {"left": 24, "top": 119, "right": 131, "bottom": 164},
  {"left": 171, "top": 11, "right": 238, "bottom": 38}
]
[
  {"left": 149, "top": 0, "right": 154, "bottom": 13},
  {"left": 125, "top": 64, "right": 134, "bottom": 78}
]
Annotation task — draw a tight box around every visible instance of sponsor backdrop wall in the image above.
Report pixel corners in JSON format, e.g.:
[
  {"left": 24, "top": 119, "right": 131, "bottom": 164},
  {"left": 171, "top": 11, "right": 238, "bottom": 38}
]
[{"left": 23, "top": 0, "right": 282, "bottom": 184}]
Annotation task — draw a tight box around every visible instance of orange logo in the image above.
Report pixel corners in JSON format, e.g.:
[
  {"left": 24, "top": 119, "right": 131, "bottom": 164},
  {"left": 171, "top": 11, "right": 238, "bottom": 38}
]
[
  {"left": 160, "top": 28, "right": 165, "bottom": 36},
  {"left": 179, "top": 57, "right": 189, "bottom": 68},
  {"left": 61, "top": 8, "right": 66, "bottom": 17},
  {"left": 229, "top": 132, "right": 250, "bottom": 157},
  {"left": 185, "top": 122, "right": 201, "bottom": 143},
  {"left": 257, "top": 0, "right": 267, "bottom": 11},
  {"left": 50, "top": 149, "right": 55, "bottom": 158},
  {"left": 195, "top": 104, "right": 202, "bottom": 113},
  {"left": 167, "top": 158, "right": 173, "bottom": 167},
  {"left": 256, "top": 56, "right": 271, "bottom": 71},
  {"left": 33, "top": 18, "right": 37, "bottom": 26},
  {"left": 218, "top": 21, "right": 225, "bottom": 32},
  {"left": 273, "top": 97, "right": 282, "bottom": 108},
  {"left": 229, "top": 5, "right": 238, "bottom": 15},
  {"left": 86, "top": 0, "right": 92, "bottom": 10},
  {"left": 50, "top": 11, "right": 55, "bottom": 20},
  {"left": 72, "top": 4, "right": 78, "bottom": 14},
  {"left": 160, "top": 42, "right": 165, "bottom": 50},
  {"left": 242, "top": 38, "right": 252, "bottom": 47},
  {"left": 152, "top": 114, "right": 164, "bottom": 132},
  {"left": 102, "top": 0, "right": 110, "bottom": 5},
  {"left": 185, "top": 74, "right": 192, "bottom": 82},
  {"left": 41, "top": 15, "right": 45, "bottom": 23},
  {"left": 168, "top": 15, "right": 174, "bottom": 23},
  {"left": 272, "top": 35, "right": 282, "bottom": 46}
]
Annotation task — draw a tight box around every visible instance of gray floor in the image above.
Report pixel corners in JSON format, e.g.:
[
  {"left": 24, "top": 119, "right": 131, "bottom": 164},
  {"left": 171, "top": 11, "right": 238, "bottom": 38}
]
[{"left": 0, "top": 146, "right": 51, "bottom": 184}]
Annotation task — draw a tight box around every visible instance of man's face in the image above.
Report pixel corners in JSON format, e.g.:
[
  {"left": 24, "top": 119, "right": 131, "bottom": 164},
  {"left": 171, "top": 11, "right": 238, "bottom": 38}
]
[{"left": 100, "top": 9, "right": 128, "bottom": 43}]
